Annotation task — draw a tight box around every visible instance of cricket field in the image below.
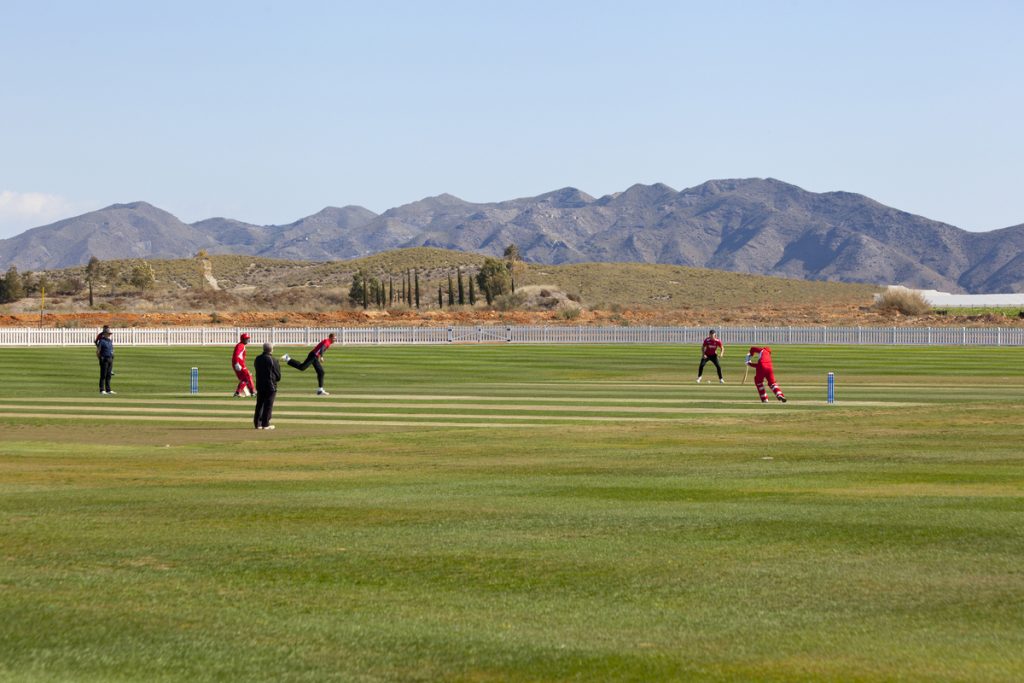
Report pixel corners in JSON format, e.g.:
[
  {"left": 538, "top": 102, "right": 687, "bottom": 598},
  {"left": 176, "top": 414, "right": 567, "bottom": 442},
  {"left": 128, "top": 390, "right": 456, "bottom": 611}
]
[{"left": 1, "top": 344, "right": 1022, "bottom": 682}]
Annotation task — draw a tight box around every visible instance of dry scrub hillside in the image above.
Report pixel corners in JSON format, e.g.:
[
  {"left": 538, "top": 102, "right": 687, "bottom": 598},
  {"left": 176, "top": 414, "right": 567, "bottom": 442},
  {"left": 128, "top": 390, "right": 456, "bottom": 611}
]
[{"left": 4, "top": 248, "right": 1023, "bottom": 328}]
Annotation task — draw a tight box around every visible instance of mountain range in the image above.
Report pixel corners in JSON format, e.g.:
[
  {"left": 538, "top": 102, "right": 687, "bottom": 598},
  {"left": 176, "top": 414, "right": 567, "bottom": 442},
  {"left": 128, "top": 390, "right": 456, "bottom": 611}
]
[{"left": 1, "top": 178, "right": 1021, "bottom": 293}]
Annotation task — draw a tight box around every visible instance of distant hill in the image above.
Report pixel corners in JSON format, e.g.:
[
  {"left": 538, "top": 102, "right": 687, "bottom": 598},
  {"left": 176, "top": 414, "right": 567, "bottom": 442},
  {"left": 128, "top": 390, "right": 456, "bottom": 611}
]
[
  {"left": 2, "top": 179, "right": 1022, "bottom": 293},
  {"left": 0, "top": 202, "right": 220, "bottom": 270},
  {"left": 40, "top": 248, "right": 882, "bottom": 312},
  {"left": 191, "top": 206, "right": 380, "bottom": 261}
]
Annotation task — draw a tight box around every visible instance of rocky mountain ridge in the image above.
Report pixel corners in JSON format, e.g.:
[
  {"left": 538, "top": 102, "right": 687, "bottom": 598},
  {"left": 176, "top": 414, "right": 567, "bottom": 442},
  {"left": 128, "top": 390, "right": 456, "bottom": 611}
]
[{"left": 1, "top": 178, "right": 1021, "bottom": 293}]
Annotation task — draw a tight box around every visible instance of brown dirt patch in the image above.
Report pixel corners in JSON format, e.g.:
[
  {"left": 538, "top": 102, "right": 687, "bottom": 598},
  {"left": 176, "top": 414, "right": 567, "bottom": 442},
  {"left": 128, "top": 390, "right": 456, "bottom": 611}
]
[{"left": 5, "top": 303, "right": 1022, "bottom": 329}]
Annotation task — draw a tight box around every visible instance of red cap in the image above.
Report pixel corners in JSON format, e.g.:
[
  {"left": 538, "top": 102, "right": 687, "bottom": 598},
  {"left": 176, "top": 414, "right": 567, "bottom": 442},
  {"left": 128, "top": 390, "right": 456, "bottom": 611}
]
[{"left": 240, "top": 333, "right": 250, "bottom": 340}]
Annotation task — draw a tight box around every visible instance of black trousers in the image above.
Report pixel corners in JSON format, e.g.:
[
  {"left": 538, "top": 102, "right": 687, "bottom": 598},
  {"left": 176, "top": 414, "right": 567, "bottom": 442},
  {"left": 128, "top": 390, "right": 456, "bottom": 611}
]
[
  {"left": 254, "top": 390, "right": 276, "bottom": 428},
  {"left": 287, "top": 352, "right": 325, "bottom": 388},
  {"left": 99, "top": 358, "right": 113, "bottom": 392},
  {"left": 698, "top": 354, "right": 722, "bottom": 379}
]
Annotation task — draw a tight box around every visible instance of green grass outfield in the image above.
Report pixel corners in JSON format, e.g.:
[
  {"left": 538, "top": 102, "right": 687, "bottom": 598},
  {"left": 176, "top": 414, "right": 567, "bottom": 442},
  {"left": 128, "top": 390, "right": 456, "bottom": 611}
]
[{"left": 1, "top": 344, "right": 1022, "bottom": 682}]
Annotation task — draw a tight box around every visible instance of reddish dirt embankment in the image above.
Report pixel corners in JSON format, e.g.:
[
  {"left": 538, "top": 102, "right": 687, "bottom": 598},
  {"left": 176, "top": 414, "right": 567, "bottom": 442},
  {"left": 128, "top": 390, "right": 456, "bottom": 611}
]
[{"left": 3, "top": 304, "right": 1022, "bottom": 328}]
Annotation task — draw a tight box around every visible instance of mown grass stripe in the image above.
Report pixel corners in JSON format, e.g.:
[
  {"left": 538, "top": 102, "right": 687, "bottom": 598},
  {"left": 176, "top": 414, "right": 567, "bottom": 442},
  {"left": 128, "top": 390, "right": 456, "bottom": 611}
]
[
  {"left": 0, "top": 412, "right": 537, "bottom": 428},
  {"left": 2, "top": 393, "right": 931, "bottom": 406},
  {"left": 0, "top": 398, "right": 895, "bottom": 411},
  {"left": 0, "top": 404, "right": 766, "bottom": 423}
]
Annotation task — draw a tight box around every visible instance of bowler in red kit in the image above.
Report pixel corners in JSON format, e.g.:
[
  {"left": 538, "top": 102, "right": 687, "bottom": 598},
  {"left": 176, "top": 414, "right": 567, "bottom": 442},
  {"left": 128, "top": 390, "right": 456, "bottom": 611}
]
[{"left": 284, "top": 332, "right": 336, "bottom": 395}]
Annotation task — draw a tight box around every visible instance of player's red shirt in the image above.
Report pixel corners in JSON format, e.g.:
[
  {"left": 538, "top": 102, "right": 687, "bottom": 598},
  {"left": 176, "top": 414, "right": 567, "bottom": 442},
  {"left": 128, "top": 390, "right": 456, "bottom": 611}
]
[
  {"left": 232, "top": 342, "right": 247, "bottom": 369},
  {"left": 702, "top": 336, "right": 723, "bottom": 357},
  {"left": 748, "top": 346, "right": 773, "bottom": 369},
  {"left": 312, "top": 337, "right": 333, "bottom": 358}
]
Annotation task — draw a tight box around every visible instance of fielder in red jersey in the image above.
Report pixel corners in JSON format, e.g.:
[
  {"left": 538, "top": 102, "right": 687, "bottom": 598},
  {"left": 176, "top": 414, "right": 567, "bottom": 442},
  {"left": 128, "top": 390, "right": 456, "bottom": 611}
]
[
  {"left": 696, "top": 329, "right": 725, "bottom": 383},
  {"left": 232, "top": 332, "right": 255, "bottom": 397},
  {"left": 746, "top": 346, "right": 786, "bottom": 403}
]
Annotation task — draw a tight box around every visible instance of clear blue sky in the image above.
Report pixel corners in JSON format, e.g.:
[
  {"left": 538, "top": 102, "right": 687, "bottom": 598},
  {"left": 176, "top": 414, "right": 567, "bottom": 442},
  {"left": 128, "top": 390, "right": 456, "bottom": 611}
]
[{"left": 1, "top": 0, "right": 1021, "bottom": 238}]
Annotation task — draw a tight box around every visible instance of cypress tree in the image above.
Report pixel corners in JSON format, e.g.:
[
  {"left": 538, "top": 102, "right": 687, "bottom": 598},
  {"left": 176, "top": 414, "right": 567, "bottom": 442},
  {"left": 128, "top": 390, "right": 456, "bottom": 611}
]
[
  {"left": 438, "top": 284, "right": 443, "bottom": 308},
  {"left": 447, "top": 275, "right": 455, "bottom": 306},
  {"left": 468, "top": 276, "right": 476, "bottom": 305},
  {"left": 414, "top": 269, "right": 421, "bottom": 309},
  {"left": 85, "top": 256, "right": 101, "bottom": 307},
  {"left": 457, "top": 268, "right": 465, "bottom": 305}
]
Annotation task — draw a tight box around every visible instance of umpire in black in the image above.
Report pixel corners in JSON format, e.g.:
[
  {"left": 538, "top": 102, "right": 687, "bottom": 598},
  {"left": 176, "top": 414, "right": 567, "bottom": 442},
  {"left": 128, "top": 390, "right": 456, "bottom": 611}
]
[
  {"left": 253, "top": 342, "right": 281, "bottom": 430},
  {"left": 97, "top": 329, "right": 115, "bottom": 395}
]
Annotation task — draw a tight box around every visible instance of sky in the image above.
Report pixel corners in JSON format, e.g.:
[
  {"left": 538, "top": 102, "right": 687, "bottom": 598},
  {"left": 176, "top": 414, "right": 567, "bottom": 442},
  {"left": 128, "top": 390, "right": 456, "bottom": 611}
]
[{"left": 1, "top": 0, "right": 1022, "bottom": 239}]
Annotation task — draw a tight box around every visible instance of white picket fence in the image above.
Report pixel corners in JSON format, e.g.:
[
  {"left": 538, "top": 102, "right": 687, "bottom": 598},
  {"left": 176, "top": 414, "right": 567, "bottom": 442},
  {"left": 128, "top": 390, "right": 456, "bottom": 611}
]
[{"left": 1, "top": 325, "right": 1024, "bottom": 347}]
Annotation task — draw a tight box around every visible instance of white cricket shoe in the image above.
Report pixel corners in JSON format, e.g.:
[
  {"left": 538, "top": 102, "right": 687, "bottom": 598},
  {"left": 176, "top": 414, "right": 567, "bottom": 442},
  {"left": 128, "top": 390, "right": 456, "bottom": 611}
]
[
  {"left": 107, "top": 391, "right": 116, "bottom": 395},
  {"left": 696, "top": 377, "right": 702, "bottom": 383},
  {"left": 282, "top": 354, "right": 291, "bottom": 362},
  {"left": 719, "top": 378, "right": 725, "bottom": 384},
  {"left": 265, "top": 425, "right": 275, "bottom": 430},
  {"left": 317, "top": 388, "right": 330, "bottom": 396},
  {"left": 100, "top": 391, "right": 107, "bottom": 395}
]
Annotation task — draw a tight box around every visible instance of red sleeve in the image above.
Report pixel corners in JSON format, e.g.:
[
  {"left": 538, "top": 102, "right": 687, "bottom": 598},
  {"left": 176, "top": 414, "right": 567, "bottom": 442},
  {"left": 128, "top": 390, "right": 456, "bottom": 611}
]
[{"left": 232, "top": 344, "right": 245, "bottom": 366}]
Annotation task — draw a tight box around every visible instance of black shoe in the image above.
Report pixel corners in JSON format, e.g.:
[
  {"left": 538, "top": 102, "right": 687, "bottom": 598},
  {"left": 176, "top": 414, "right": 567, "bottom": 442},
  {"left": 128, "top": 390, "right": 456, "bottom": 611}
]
[{"left": 778, "top": 395, "right": 787, "bottom": 403}]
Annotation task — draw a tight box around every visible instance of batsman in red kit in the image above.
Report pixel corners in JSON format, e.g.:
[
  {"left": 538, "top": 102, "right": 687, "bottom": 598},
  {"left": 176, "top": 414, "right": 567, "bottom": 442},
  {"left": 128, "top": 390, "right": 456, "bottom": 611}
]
[
  {"left": 746, "top": 346, "right": 787, "bottom": 403},
  {"left": 232, "top": 333, "right": 255, "bottom": 397}
]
